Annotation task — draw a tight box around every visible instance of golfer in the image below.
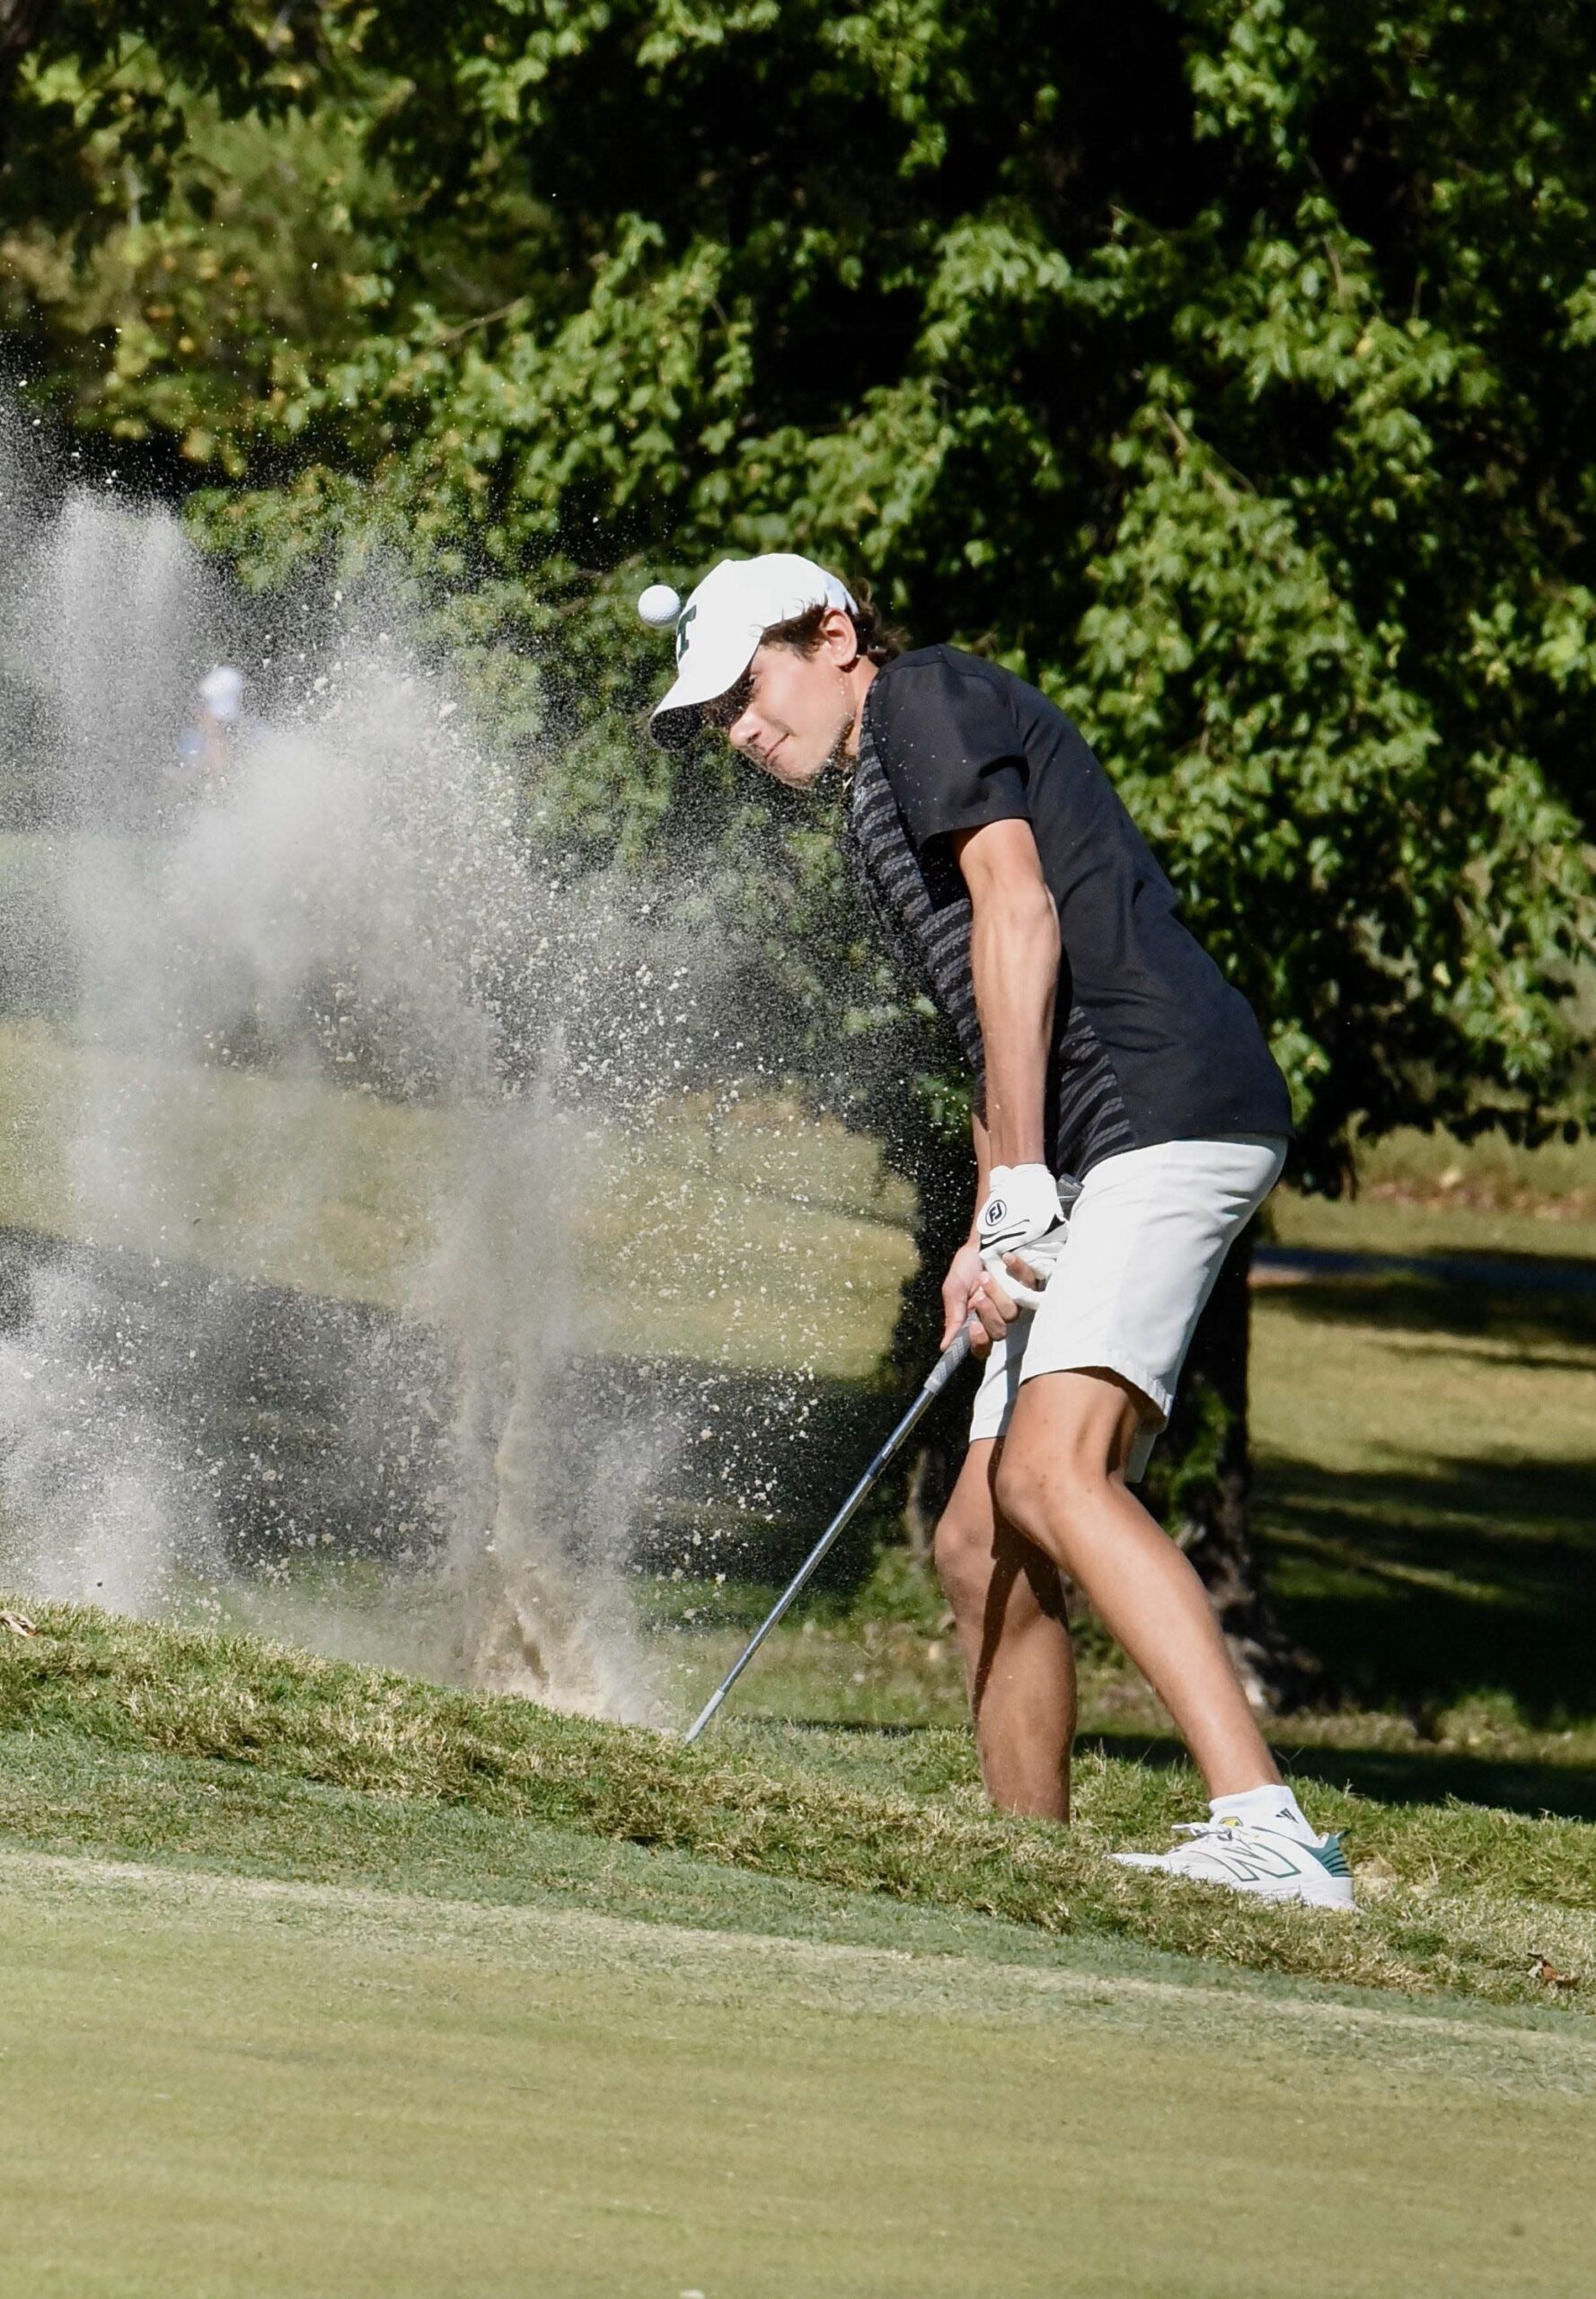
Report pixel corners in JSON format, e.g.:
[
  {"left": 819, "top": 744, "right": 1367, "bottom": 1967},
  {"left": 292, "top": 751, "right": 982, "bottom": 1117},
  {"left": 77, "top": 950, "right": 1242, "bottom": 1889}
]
[{"left": 649, "top": 554, "right": 1353, "bottom": 1908}]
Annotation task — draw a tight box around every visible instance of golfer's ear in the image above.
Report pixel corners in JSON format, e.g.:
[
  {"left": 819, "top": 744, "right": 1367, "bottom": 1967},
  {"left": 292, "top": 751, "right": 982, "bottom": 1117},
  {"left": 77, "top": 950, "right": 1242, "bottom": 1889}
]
[{"left": 823, "top": 607, "right": 860, "bottom": 662}]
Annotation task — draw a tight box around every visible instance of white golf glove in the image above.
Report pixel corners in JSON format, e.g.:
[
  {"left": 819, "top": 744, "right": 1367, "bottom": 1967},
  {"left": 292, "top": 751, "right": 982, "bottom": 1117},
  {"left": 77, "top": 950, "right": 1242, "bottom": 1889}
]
[{"left": 977, "top": 1164, "right": 1074, "bottom": 1305}]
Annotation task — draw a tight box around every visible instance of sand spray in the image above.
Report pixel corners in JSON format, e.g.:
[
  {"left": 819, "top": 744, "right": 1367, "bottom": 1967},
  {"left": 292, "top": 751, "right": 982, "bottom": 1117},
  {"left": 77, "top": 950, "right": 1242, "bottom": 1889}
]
[{"left": 0, "top": 425, "right": 770, "bottom": 1721}]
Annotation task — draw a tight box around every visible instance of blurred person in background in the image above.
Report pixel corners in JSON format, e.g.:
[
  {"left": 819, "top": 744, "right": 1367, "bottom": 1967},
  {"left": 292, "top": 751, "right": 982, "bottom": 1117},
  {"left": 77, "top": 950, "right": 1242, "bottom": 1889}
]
[{"left": 172, "top": 665, "right": 245, "bottom": 795}]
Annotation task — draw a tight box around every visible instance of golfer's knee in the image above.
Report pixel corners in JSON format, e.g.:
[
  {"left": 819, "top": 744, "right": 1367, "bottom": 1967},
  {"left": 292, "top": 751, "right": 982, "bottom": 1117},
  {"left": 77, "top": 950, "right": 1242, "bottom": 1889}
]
[
  {"left": 932, "top": 1504, "right": 996, "bottom": 1617},
  {"left": 991, "top": 1452, "right": 1047, "bottom": 1541},
  {"left": 993, "top": 1445, "right": 1109, "bottom": 1547}
]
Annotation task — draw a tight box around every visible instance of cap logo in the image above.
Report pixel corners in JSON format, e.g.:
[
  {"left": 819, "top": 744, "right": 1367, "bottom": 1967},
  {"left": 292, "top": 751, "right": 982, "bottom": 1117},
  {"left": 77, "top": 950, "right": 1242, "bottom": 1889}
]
[{"left": 675, "top": 602, "right": 698, "bottom": 662}]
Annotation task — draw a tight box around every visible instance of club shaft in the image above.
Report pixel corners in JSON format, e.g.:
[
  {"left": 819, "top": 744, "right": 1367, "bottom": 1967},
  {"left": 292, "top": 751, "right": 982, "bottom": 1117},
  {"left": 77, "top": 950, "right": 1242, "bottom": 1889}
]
[{"left": 683, "top": 1328, "right": 972, "bottom": 1744}]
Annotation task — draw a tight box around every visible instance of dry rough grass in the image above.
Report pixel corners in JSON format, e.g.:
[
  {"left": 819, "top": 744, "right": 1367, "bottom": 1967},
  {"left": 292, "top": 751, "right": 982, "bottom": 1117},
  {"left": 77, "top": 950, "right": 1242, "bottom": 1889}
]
[{"left": 2, "top": 1599, "right": 1591, "bottom": 2016}]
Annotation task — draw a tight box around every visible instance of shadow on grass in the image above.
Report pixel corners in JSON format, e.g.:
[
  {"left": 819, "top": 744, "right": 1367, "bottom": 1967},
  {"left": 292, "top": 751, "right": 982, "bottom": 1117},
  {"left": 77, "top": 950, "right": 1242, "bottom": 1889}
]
[
  {"left": 1261, "top": 1270, "right": 1596, "bottom": 1350},
  {"left": 1251, "top": 1261, "right": 1596, "bottom": 1724},
  {"left": 734, "top": 1714, "right": 1596, "bottom": 1821},
  {"left": 1077, "top": 1729, "right": 1596, "bottom": 1823},
  {"left": 0, "top": 1224, "right": 909, "bottom": 1596},
  {"left": 1253, "top": 1445, "right": 1594, "bottom": 1721},
  {"left": 1258, "top": 1238, "right": 1596, "bottom": 1300}
]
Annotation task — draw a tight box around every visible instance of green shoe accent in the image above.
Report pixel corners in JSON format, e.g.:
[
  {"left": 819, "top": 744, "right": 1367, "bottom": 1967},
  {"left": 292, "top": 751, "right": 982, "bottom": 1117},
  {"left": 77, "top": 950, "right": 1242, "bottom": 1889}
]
[{"left": 1309, "top": 1832, "right": 1352, "bottom": 1880}]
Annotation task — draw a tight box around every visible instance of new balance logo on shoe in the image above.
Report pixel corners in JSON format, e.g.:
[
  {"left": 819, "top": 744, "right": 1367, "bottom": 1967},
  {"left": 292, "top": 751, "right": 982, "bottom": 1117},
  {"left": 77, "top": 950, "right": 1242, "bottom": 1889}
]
[{"left": 1204, "top": 1840, "right": 1308, "bottom": 1886}]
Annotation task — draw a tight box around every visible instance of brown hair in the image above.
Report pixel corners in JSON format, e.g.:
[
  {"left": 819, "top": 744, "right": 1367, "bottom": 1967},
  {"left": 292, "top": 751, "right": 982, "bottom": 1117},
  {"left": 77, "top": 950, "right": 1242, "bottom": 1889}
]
[{"left": 759, "top": 581, "right": 905, "bottom": 666}]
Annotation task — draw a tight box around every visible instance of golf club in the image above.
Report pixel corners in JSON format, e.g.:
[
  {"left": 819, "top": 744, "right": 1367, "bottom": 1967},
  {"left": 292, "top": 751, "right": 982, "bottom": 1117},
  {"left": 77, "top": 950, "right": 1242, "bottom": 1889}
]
[{"left": 683, "top": 1324, "right": 974, "bottom": 1744}]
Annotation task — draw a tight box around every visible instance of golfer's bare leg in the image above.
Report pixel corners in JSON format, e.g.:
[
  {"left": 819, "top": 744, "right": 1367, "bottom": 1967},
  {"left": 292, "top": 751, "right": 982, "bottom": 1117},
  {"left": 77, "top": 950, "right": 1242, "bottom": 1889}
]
[
  {"left": 933, "top": 1438, "right": 1075, "bottom": 1820},
  {"left": 994, "top": 1370, "right": 1280, "bottom": 1799}
]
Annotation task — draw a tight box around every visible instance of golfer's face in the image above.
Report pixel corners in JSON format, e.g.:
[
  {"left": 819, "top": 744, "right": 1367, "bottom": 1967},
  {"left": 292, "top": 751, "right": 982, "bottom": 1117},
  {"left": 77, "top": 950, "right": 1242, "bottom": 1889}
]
[{"left": 717, "top": 642, "right": 849, "bottom": 788}]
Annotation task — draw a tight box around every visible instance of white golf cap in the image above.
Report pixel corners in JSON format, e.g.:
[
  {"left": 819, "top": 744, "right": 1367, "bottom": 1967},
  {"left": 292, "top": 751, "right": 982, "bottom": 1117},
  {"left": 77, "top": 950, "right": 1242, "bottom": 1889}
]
[{"left": 648, "top": 553, "right": 857, "bottom": 748}]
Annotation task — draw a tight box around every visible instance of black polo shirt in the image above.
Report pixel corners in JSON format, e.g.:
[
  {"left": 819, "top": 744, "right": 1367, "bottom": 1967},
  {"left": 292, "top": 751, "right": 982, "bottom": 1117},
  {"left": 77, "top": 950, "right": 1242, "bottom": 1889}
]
[{"left": 845, "top": 646, "right": 1292, "bottom": 1178}]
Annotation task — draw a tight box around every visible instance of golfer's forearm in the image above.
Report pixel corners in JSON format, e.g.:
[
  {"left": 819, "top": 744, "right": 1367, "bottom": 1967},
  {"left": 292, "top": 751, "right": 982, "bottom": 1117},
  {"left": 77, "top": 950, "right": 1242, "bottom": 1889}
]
[{"left": 967, "top": 885, "right": 1058, "bottom": 1167}]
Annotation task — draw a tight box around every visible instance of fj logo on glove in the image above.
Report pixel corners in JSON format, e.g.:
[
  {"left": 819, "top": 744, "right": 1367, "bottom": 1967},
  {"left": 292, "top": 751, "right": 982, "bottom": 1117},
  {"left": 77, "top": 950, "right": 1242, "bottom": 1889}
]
[{"left": 975, "top": 1166, "right": 1076, "bottom": 1300}]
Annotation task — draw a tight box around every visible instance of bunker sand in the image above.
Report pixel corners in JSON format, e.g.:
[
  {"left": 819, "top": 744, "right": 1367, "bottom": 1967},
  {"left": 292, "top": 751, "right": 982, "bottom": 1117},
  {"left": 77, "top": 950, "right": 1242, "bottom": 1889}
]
[{"left": 3, "top": 1850, "right": 1593, "bottom": 2299}]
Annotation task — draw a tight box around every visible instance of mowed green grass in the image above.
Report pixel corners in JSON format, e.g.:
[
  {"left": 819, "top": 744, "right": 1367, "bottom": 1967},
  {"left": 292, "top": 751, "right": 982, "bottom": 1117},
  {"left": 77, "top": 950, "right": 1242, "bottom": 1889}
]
[
  {"left": 0, "top": 1618, "right": 1594, "bottom": 2297},
  {"left": 0, "top": 1016, "right": 915, "bottom": 1377},
  {"left": 5, "top": 1845, "right": 1595, "bottom": 2299},
  {"left": 1252, "top": 1274, "right": 1596, "bottom": 1722}
]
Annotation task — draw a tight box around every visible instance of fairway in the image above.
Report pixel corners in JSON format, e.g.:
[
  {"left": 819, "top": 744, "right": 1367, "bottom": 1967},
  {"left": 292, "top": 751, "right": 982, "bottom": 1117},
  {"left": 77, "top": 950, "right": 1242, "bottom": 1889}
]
[
  {"left": 4, "top": 1850, "right": 1593, "bottom": 2299},
  {"left": 0, "top": 1012, "right": 916, "bottom": 1378}
]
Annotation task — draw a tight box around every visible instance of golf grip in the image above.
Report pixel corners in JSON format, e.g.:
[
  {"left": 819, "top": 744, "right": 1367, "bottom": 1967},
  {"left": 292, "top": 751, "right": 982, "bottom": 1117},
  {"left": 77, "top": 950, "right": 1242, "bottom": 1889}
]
[{"left": 683, "top": 1326, "right": 974, "bottom": 1745}]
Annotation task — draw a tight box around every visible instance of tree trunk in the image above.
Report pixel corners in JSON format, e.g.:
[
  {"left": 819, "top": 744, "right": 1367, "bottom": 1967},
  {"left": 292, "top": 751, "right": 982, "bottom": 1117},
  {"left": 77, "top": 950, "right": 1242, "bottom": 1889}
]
[
  {"left": 902, "top": 1433, "right": 957, "bottom": 1566},
  {"left": 889, "top": 1123, "right": 976, "bottom": 1575},
  {"left": 0, "top": 0, "right": 48, "bottom": 163},
  {"left": 1151, "top": 1227, "right": 1330, "bottom": 1713},
  {"left": 0, "top": 0, "right": 48, "bottom": 82}
]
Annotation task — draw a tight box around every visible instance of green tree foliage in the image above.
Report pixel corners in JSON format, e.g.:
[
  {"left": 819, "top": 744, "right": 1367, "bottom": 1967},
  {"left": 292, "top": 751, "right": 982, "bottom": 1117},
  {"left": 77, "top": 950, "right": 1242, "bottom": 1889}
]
[{"left": 5, "top": 0, "right": 1592, "bottom": 1184}]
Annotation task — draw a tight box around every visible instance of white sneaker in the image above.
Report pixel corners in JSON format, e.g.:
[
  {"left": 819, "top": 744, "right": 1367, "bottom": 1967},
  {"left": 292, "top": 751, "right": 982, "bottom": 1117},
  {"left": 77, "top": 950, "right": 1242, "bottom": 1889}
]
[{"left": 1110, "top": 1815, "right": 1357, "bottom": 1910}]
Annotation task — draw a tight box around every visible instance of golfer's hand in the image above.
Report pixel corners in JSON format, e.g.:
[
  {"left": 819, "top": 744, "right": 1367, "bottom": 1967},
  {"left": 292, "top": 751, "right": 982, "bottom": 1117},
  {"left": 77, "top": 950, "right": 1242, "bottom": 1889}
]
[
  {"left": 976, "top": 1162, "right": 1068, "bottom": 1279},
  {"left": 940, "top": 1242, "right": 1042, "bottom": 1356}
]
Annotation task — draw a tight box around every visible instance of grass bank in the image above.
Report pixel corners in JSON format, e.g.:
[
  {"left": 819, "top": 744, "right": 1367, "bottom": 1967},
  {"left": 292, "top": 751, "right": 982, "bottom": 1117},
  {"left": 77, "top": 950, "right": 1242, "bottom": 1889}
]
[{"left": 2, "top": 1602, "right": 1592, "bottom": 2016}]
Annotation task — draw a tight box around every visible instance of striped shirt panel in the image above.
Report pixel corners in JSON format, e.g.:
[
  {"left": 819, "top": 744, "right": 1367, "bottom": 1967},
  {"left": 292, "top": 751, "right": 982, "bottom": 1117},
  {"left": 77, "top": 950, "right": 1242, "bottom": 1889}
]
[{"left": 843, "top": 719, "right": 1135, "bottom": 1179}]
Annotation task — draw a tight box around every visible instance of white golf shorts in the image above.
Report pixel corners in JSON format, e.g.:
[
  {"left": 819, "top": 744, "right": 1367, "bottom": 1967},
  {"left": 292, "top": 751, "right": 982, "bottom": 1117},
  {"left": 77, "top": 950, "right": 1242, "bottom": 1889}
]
[{"left": 968, "top": 1134, "right": 1288, "bottom": 1479}]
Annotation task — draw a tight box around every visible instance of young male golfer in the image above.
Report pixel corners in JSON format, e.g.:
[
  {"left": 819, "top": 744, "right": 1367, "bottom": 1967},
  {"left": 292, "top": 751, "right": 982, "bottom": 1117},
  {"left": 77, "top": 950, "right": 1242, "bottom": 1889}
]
[{"left": 648, "top": 553, "right": 1353, "bottom": 1908}]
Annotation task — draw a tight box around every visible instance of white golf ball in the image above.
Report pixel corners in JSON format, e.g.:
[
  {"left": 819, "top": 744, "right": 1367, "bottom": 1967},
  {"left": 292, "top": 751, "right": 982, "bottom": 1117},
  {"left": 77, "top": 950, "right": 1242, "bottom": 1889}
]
[{"left": 637, "top": 582, "right": 683, "bottom": 629}]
